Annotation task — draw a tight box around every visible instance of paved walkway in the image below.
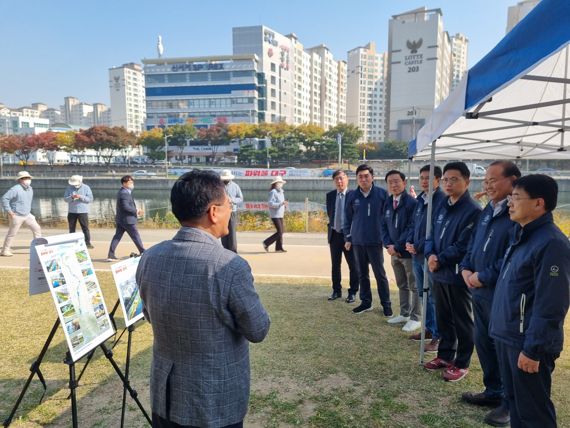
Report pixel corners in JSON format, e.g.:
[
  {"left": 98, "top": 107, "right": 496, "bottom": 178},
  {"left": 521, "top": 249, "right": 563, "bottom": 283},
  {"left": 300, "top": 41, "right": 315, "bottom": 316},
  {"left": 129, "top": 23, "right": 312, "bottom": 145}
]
[{"left": 0, "top": 227, "right": 396, "bottom": 283}]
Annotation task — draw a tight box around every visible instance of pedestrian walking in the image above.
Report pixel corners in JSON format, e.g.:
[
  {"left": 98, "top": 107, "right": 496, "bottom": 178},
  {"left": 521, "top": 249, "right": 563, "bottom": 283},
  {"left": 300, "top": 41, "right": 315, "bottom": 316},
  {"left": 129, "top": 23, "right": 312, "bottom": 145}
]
[
  {"left": 64, "top": 175, "right": 94, "bottom": 249},
  {"left": 263, "top": 176, "right": 287, "bottom": 252},
  {"left": 1, "top": 171, "right": 42, "bottom": 257},
  {"left": 220, "top": 169, "right": 243, "bottom": 253}
]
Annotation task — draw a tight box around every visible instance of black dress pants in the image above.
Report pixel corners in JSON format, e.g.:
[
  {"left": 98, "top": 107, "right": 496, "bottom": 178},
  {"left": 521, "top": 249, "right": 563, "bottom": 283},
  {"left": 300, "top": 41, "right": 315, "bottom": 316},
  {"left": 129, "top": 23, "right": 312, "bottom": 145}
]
[
  {"left": 221, "top": 211, "right": 238, "bottom": 253},
  {"left": 329, "top": 230, "right": 358, "bottom": 295},
  {"left": 263, "top": 217, "right": 284, "bottom": 251},
  {"left": 68, "top": 212, "right": 91, "bottom": 245}
]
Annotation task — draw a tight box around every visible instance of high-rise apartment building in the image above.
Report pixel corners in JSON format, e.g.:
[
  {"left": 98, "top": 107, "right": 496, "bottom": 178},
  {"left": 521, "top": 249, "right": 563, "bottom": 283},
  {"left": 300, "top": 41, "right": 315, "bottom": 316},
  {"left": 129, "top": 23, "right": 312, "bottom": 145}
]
[
  {"left": 109, "top": 63, "right": 146, "bottom": 133},
  {"left": 387, "top": 7, "right": 453, "bottom": 142},
  {"left": 450, "top": 33, "right": 469, "bottom": 92},
  {"left": 506, "top": 0, "right": 540, "bottom": 33},
  {"left": 93, "top": 103, "right": 111, "bottom": 127},
  {"left": 346, "top": 42, "right": 388, "bottom": 143},
  {"left": 233, "top": 25, "right": 346, "bottom": 129}
]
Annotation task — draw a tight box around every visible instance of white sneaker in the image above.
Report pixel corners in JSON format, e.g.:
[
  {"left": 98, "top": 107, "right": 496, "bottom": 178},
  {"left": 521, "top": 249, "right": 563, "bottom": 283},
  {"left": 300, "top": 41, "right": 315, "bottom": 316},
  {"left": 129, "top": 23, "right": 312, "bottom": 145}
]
[
  {"left": 1, "top": 250, "right": 13, "bottom": 257},
  {"left": 402, "top": 320, "right": 422, "bottom": 332},
  {"left": 387, "top": 315, "right": 410, "bottom": 324}
]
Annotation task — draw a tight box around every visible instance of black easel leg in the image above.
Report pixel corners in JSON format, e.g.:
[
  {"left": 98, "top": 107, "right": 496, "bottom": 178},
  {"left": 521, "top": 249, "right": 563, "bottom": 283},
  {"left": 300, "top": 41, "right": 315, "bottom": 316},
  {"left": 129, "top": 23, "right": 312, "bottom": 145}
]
[
  {"left": 100, "top": 343, "right": 151, "bottom": 425},
  {"left": 3, "top": 318, "right": 60, "bottom": 427},
  {"left": 120, "top": 325, "right": 135, "bottom": 428},
  {"left": 65, "top": 352, "right": 78, "bottom": 428}
]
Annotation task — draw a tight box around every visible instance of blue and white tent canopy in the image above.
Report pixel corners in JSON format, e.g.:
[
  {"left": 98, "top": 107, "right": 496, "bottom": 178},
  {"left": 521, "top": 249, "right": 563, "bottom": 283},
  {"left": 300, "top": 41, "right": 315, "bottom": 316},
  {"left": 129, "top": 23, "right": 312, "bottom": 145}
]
[{"left": 409, "top": 0, "right": 570, "bottom": 160}]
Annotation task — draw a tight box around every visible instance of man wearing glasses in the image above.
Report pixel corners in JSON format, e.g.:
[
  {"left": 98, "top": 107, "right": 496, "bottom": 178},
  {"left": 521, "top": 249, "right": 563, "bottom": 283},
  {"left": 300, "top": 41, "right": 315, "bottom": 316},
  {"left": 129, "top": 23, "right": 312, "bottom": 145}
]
[
  {"left": 490, "top": 174, "right": 569, "bottom": 428},
  {"left": 459, "top": 161, "right": 521, "bottom": 427},
  {"left": 137, "top": 170, "right": 270, "bottom": 428},
  {"left": 424, "top": 162, "right": 481, "bottom": 382}
]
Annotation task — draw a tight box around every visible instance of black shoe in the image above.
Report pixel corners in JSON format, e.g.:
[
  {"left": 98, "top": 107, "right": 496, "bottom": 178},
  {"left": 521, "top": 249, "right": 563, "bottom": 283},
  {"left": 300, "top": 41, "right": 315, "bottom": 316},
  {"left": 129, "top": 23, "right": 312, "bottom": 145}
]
[
  {"left": 484, "top": 405, "right": 510, "bottom": 427},
  {"left": 345, "top": 294, "right": 356, "bottom": 303},
  {"left": 130, "top": 252, "right": 140, "bottom": 258},
  {"left": 263, "top": 243, "right": 269, "bottom": 252},
  {"left": 328, "top": 292, "right": 342, "bottom": 301},
  {"left": 461, "top": 392, "right": 502, "bottom": 408},
  {"left": 275, "top": 249, "right": 287, "bottom": 253},
  {"left": 86, "top": 244, "right": 94, "bottom": 249},
  {"left": 383, "top": 306, "right": 393, "bottom": 317},
  {"left": 353, "top": 304, "right": 373, "bottom": 314}
]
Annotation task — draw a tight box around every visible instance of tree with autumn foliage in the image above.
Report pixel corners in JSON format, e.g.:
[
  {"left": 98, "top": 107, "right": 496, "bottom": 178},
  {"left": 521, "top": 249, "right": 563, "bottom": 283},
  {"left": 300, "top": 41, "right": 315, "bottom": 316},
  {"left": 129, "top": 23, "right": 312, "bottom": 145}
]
[
  {"left": 138, "top": 128, "right": 166, "bottom": 163},
  {"left": 0, "top": 133, "right": 58, "bottom": 166},
  {"left": 75, "top": 126, "right": 136, "bottom": 165},
  {"left": 197, "top": 121, "right": 229, "bottom": 164},
  {"left": 164, "top": 121, "right": 197, "bottom": 161}
]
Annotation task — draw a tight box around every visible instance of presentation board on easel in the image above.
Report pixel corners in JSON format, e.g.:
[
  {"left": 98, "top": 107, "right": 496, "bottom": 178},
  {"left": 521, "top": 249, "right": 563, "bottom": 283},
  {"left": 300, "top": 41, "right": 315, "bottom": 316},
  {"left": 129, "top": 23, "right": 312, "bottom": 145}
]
[
  {"left": 32, "top": 233, "right": 115, "bottom": 362},
  {"left": 110, "top": 257, "right": 144, "bottom": 327}
]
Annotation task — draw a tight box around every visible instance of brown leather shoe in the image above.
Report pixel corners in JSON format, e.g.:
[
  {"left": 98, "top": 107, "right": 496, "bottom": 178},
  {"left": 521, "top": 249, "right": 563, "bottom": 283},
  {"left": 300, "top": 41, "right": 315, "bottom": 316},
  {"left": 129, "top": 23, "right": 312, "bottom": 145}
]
[
  {"left": 409, "top": 331, "right": 433, "bottom": 341},
  {"left": 424, "top": 338, "right": 440, "bottom": 352}
]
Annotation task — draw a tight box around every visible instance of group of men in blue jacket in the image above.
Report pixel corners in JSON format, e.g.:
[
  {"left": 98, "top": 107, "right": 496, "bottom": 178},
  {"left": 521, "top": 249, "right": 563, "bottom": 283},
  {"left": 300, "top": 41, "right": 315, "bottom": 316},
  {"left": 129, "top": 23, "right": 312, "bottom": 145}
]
[{"left": 326, "top": 160, "right": 569, "bottom": 428}]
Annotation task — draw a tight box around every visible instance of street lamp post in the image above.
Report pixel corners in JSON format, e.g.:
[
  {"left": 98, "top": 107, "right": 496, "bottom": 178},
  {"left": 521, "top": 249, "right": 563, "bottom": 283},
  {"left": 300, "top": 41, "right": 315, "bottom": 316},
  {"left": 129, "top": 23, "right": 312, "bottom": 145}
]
[
  {"left": 164, "top": 134, "right": 170, "bottom": 178},
  {"left": 266, "top": 134, "right": 271, "bottom": 169},
  {"left": 336, "top": 133, "right": 343, "bottom": 166}
]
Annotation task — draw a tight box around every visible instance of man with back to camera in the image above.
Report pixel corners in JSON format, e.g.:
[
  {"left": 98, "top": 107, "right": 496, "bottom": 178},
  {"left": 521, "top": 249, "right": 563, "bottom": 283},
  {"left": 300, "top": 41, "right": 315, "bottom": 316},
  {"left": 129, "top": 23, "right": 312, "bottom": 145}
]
[
  {"left": 1, "top": 171, "right": 42, "bottom": 257},
  {"left": 326, "top": 169, "right": 359, "bottom": 302},
  {"left": 490, "top": 174, "right": 569, "bottom": 428},
  {"left": 107, "top": 175, "right": 145, "bottom": 261},
  {"left": 406, "top": 165, "right": 445, "bottom": 352},
  {"left": 423, "top": 161, "right": 481, "bottom": 382},
  {"left": 137, "top": 170, "right": 270, "bottom": 428},
  {"left": 64, "top": 175, "right": 94, "bottom": 249},
  {"left": 343, "top": 164, "right": 392, "bottom": 316},
  {"left": 382, "top": 170, "right": 420, "bottom": 332},
  {"left": 459, "top": 161, "right": 521, "bottom": 427},
  {"left": 220, "top": 169, "right": 243, "bottom": 253}
]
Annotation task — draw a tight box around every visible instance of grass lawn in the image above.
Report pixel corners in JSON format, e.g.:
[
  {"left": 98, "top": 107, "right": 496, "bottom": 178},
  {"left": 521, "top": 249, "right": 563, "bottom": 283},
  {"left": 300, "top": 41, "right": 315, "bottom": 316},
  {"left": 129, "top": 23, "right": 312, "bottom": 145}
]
[{"left": 1, "top": 269, "right": 569, "bottom": 427}]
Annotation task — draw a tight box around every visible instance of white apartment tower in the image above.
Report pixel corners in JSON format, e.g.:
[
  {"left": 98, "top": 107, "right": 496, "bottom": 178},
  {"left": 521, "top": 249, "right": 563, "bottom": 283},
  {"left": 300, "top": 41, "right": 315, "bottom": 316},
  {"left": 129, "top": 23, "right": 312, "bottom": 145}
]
[
  {"left": 507, "top": 0, "right": 540, "bottom": 33},
  {"left": 450, "top": 33, "right": 469, "bottom": 92},
  {"left": 346, "top": 42, "right": 388, "bottom": 143},
  {"left": 387, "top": 7, "right": 453, "bottom": 142},
  {"left": 288, "top": 33, "right": 312, "bottom": 125},
  {"left": 109, "top": 63, "right": 146, "bottom": 133}
]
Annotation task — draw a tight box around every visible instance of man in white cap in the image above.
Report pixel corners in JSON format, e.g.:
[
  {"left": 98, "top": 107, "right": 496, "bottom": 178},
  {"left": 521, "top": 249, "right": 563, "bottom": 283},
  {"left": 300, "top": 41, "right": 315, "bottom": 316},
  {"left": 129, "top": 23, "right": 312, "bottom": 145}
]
[
  {"left": 1, "top": 171, "right": 42, "bottom": 256},
  {"left": 220, "top": 169, "right": 243, "bottom": 253},
  {"left": 64, "top": 175, "right": 94, "bottom": 249}
]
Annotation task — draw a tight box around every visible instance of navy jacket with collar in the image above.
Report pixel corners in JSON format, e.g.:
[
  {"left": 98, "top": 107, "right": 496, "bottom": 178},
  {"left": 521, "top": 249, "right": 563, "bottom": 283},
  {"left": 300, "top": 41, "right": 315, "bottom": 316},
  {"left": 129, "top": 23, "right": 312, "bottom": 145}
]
[
  {"left": 490, "top": 212, "right": 570, "bottom": 360},
  {"left": 459, "top": 200, "right": 516, "bottom": 300},
  {"left": 406, "top": 187, "right": 445, "bottom": 260},
  {"left": 382, "top": 191, "right": 417, "bottom": 257},
  {"left": 425, "top": 190, "right": 481, "bottom": 285},
  {"left": 343, "top": 184, "right": 388, "bottom": 246}
]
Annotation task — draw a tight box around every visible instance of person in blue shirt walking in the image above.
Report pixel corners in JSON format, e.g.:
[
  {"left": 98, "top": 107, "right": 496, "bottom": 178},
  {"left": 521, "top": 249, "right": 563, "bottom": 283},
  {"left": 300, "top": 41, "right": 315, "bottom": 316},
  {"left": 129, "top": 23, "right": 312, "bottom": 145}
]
[
  {"left": 343, "top": 164, "right": 392, "bottom": 316},
  {"left": 423, "top": 162, "right": 481, "bottom": 383},
  {"left": 263, "top": 176, "right": 287, "bottom": 252},
  {"left": 1, "top": 171, "right": 42, "bottom": 257},
  {"left": 64, "top": 175, "right": 94, "bottom": 249},
  {"left": 383, "top": 170, "right": 419, "bottom": 332},
  {"left": 490, "top": 174, "right": 570, "bottom": 428},
  {"left": 459, "top": 161, "right": 521, "bottom": 427},
  {"left": 406, "top": 165, "right": 445, "bottom": 353},
  {"left": 220, "top": 169, "right": 243, "bottom": 253}
]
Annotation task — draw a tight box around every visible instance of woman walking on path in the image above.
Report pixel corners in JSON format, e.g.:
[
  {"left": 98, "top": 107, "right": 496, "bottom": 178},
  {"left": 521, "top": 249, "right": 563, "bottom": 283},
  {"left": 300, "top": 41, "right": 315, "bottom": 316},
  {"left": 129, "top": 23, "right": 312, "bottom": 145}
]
[{"left": 263, "top": 176, "right": 288, "bottom": 252}]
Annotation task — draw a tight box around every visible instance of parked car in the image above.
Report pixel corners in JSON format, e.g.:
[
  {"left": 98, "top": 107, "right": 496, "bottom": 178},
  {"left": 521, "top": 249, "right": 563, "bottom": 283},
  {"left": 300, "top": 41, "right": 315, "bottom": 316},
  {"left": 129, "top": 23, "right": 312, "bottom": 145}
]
[{"left": 132, "top": 170, "right": 157, "bottom": 177}]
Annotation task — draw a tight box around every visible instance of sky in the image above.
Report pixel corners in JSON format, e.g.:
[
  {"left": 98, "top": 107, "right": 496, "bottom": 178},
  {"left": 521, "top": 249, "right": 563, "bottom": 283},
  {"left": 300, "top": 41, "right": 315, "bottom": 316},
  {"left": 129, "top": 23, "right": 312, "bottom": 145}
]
[{"left": 1, "top": 0, "right": 521, "bottom": 109}]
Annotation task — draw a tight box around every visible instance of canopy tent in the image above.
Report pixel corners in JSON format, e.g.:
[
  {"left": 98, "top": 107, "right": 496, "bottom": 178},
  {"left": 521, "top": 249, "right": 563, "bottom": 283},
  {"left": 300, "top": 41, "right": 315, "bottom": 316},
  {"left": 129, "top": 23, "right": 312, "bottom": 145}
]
[{"left": 409, "top": 0, "right": 570, "bottom": 160}]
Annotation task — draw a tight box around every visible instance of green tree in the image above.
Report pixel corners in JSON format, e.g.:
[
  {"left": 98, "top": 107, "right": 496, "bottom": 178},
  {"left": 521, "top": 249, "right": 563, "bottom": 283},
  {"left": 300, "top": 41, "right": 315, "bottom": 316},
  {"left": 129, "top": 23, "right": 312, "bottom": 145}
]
[
  {"left": 165, "top": 121, "right": 197, "bottom": 161},
  {"left": 372, "top": 140, "right": 409, "bottom": 159},
  {"left": 324, "top": 123, "right": 362, "bottom": 163},
  {"left": 138, "top": 128, "right": 166, "bottom": 163}
]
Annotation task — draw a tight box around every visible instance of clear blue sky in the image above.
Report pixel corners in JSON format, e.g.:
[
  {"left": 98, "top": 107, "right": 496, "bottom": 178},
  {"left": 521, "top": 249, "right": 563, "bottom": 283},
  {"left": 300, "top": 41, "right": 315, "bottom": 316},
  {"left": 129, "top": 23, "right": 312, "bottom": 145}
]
[{"left": 1, "top": 0, "right": 519, "bottom": 109}]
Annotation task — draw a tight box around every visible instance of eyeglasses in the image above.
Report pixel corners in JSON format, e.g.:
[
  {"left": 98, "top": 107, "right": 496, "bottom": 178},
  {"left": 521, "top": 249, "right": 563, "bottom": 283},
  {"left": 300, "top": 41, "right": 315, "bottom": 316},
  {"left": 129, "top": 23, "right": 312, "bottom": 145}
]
[
  {"left": 441, "top": 177, "right": 462, "bottom": 184},
  {"left": 507, "top": 194, "right": 534, "bottom": 203},
  {"left": 212, "top": 199, "right": 233, "bottom": 210}
]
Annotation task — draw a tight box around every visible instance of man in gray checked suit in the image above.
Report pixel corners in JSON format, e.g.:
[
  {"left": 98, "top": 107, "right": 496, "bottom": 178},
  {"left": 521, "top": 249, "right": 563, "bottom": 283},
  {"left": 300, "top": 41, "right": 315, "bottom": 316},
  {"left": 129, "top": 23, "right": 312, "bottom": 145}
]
[{"left": 137, "top": 170, "right": 270, "bottom": 428}]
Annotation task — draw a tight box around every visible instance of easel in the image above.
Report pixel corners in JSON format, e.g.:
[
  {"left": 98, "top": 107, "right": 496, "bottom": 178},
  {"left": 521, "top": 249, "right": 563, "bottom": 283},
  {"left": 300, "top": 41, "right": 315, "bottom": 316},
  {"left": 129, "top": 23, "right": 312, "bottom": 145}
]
[{"left": 3, "top": 304, "right": 150, "bottom": 427}]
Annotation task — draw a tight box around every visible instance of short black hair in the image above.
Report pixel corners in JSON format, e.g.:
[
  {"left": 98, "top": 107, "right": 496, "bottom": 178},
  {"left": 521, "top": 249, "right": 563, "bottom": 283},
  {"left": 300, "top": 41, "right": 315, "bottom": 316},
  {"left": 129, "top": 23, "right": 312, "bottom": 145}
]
[
  {"left": 170, "top": 170, "right": 226, "bottom": 223},
  {"left": 513, "top": 174, "right": 558, "bottom": 211},
  {"left": 419, "top": 165, "right": 443, "bottom": 178},
  {"left": 332, "top": 169, "right": 346, "bottom": 179},
  {"left": 121, "top": 175, "right": 133, "bottom": 184},
  {"left": 489, "top": 160, "right": 521, "bottom": 178},
  {"left": 443, "top": 161, "right": 470, "bottom": 179},
  {"left": 385, "top": 170, "right": 406, "bottom": 182},
  {"left": 356, "top": 164, "right": 374, "bottom": 176}
]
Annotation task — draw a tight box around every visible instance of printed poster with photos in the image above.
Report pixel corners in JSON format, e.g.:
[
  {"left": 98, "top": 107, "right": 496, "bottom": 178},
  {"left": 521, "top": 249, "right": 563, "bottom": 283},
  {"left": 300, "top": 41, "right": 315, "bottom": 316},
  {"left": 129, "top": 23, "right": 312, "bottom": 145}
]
[
  {"left": 110, "top": 257, "right": 144, "bottom": 327},
  {"left": 35, "top": 235, "right": 115, "bottom": 362}
]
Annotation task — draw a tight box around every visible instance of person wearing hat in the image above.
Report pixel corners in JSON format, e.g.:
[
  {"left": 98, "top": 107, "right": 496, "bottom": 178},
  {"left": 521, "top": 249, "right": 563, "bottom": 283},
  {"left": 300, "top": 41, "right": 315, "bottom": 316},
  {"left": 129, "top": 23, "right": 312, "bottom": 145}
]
[
  {"left": 220, "top": 169, "right": 243, "bottom": 253},
  {"left": 1, "top": 171, "right": 42, "bottom": 257},
  {"left": 64, "top": 175, "right": 94, "bottom": 249},
  {"left": 263, "top": 176, "right": 288, "bottom": 252}
]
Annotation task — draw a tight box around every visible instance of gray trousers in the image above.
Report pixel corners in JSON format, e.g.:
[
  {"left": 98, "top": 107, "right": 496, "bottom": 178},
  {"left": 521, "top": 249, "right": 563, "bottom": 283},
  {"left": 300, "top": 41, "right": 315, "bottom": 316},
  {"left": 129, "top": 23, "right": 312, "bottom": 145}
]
[
  {"left": 2, "top": 213, "right": 42, "bottom": 253},
  {"left": 391, "top": 255, "right": 421, "bottom": 320}
]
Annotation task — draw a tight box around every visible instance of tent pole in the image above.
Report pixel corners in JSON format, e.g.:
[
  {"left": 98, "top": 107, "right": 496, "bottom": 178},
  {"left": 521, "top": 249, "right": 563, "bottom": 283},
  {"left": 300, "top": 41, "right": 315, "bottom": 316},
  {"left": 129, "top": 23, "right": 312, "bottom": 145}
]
[
  {"left": 419, "top": 140, "right": 437, "bottom": 365},
  {"left": 561, "top": 46, "right": 569, "bottom": 150}
]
